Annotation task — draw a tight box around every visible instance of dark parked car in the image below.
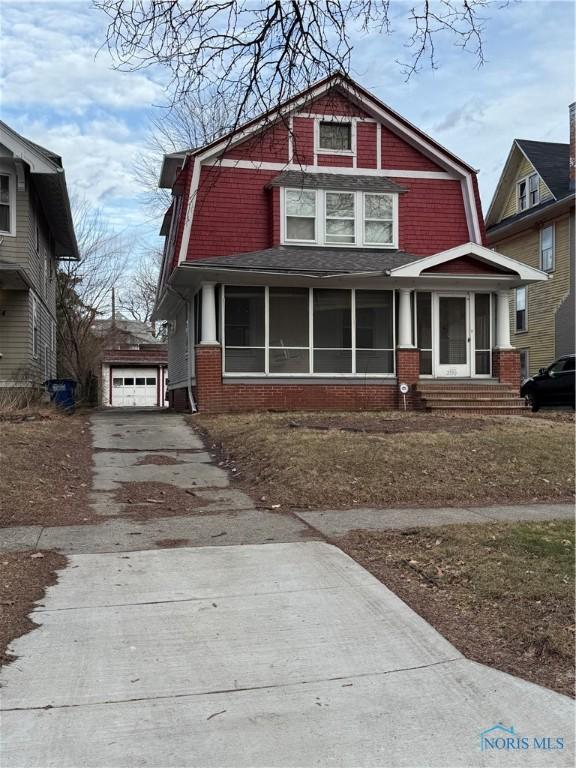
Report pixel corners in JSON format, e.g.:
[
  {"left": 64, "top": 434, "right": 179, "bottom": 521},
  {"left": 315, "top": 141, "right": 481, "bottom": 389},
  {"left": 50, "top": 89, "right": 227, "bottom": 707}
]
[{"left": 520, "top": 354, "right": 575, "bottom": 411}]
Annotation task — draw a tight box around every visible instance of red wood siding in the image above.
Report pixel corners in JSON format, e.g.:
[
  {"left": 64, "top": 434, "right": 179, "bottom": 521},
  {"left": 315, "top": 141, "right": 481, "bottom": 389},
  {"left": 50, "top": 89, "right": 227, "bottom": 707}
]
[
  {"left": 292, "top": 117, "right": 314, "bottom": 164},
  {"left": 398, "top": 179, "right": 470, "bottom": 255},
  {"left": 223, "top": 121, "right": 289, "bottom": 163},
  {"left": 305, "top": 88, "right": 370, "bottom": 117},
  {"left": 357, "top": 122, "right": 377, "bottom": 169},
  {"left": 381, "top": 126, "right": 444, "bottom": 172},
  {"left": 318, "top": 154, "right": 353, "bottom": 167},
  {"left": 423, "top": 255, "right": 513, "bottom": 275},
  {"left": 188, "top": 167, "right": 278, "bottom": 260}
]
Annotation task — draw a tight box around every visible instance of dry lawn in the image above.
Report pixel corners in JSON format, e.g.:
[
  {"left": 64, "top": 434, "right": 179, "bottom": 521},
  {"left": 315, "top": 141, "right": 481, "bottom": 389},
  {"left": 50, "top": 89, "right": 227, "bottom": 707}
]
[
  {"left": 339, "top": 520, "right": 575, "bottom": 697},
  {"left": 194, "top": 412, "right": 575, "bottom": 509},
  {"left": 0, "top": 410, "right": 93, "bottom": 526}
]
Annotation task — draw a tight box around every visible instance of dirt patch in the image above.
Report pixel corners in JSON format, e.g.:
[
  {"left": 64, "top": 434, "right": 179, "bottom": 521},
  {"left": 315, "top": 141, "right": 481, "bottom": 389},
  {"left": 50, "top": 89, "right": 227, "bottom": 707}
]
[
  {"left": 155, "top": 538, "right": 193, "bottom": 548},
  {"left": 115, "top": 482, "right": 215, "bottom": 520},
  {"left": 0, "top": 550, "right": 68, "bottom": 667},
  {"left": 338, "top": 520, "right": 575, "bottom": 697},
  {"left": 135, "top": 455, "right": 185, "bottom": 466},
  {"left": 194, "top": 412, "right": 575, "bottom": 510},
  {"left": 0, "top": 412, "right": 94, "bottom": 526}
]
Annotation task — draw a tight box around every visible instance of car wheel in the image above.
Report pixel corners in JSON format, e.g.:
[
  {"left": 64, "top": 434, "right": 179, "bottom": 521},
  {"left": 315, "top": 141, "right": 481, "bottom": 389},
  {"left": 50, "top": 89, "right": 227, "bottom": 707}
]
[{"left": 526, "top": 394, "right": 540, "bottom": 412}]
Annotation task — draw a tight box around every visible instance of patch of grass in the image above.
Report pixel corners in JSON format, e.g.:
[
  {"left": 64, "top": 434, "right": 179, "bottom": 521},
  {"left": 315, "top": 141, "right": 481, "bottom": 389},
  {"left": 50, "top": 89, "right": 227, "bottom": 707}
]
[
  {"left": 0, "top": 413, "right": 93, "bottom": 526},
  {"left": 194, "top": 412, "right": 575, "bottom": 509},
  {"left": 338, "top": 520, "right": 575, "bottom": 696}
]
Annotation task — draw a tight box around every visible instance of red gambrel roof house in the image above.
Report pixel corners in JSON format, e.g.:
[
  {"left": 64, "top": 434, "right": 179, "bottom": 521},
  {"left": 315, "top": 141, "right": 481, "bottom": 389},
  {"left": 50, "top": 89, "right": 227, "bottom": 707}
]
[{"left": 154, "top": 73, "right": 547, "bottom": 413}]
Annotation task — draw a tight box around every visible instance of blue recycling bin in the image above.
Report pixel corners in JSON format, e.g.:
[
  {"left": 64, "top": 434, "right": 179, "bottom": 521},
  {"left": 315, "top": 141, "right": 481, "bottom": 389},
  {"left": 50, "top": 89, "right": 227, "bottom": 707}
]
[{"left": 45, "top": 379, "right": 77, "bottom": 411}]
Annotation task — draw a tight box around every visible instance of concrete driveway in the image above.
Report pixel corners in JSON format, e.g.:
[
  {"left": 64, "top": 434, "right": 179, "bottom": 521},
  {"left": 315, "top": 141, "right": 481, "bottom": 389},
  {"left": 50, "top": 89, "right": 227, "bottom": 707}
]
[{"left": 1, "top": 410, "right": 573, "bottom": 767}]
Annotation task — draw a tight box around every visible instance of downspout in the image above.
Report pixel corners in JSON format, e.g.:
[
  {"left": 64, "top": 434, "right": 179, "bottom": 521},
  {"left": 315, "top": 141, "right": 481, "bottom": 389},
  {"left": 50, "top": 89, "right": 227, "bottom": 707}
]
[{"left": 187, "top": 295, "right": 197, "bottom": 413}]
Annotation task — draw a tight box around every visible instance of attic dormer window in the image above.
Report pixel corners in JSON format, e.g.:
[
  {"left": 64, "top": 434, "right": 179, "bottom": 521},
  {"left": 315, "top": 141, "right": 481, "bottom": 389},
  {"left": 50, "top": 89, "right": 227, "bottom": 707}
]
[
  {"left": 318, "top": 121, "right": 352, "bottom": 152},
  {"left": 517, "top": 172, "right": 539, "bottom": 211}
]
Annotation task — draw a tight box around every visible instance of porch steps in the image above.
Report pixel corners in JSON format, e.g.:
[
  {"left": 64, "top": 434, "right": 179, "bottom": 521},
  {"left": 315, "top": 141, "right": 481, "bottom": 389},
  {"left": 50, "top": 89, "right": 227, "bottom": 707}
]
[{"left": 417, "top": 381, "right": 527, "bottom": 414}]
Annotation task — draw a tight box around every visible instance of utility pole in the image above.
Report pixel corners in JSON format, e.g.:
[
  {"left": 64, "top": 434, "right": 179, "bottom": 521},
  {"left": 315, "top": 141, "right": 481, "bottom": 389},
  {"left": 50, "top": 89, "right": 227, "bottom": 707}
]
[{"left": 111, "top": 287, "right": 116, "bottom": 327}]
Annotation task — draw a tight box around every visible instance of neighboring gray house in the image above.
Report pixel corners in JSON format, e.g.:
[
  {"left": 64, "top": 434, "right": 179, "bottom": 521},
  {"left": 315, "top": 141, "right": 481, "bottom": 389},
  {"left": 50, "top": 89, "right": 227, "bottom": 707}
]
[{"left": 0, "top": 121, "right": 78, "bottom": 393}]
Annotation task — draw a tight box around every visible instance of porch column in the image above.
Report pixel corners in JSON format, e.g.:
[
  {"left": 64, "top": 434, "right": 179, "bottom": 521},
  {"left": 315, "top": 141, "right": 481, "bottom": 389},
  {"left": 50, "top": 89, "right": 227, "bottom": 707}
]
[
  {"left": 397, "top": 289, "right": 414, "bottom": 348},
  {"left": 200, "top": 282, "right": 218, "bottom": 345},
  {"left": 495, "top": 290, "right": 512, "bottom": 349}
]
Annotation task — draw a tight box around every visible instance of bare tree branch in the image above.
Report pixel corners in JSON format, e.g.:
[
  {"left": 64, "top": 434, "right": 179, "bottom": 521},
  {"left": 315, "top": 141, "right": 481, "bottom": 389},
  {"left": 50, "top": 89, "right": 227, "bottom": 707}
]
[{"left": 93, "top": 1, "right": 495, "bottom": 130}]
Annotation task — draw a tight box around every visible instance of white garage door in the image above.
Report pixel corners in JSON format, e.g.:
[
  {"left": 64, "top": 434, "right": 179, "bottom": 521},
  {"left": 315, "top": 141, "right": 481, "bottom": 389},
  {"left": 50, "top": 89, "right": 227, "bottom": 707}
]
[{"left": 111, "top": 367, "right": 159, "bottom": 407}]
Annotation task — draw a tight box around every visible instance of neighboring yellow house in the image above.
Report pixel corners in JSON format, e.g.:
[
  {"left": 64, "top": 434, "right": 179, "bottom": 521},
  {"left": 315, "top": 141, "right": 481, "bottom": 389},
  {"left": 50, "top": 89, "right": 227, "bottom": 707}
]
[{"left": 486, "top": 105, "right": 575, "bottom": 378}]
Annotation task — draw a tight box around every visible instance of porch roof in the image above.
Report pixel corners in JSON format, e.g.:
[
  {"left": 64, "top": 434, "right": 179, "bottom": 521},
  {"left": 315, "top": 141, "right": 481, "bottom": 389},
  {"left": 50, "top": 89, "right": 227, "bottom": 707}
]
[{"left": 187, "top": 246, "right": 416, "bottom": 276}]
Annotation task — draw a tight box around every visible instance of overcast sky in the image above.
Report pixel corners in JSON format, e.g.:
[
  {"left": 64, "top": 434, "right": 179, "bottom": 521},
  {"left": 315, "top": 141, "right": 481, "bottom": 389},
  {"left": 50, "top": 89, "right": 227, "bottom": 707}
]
[{"left": 1, "top": 0, "right": 574, "bottom": 258}]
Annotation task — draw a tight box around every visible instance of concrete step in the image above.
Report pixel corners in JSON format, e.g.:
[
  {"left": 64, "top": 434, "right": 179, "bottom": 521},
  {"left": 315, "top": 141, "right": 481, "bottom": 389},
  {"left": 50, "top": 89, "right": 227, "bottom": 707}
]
[
  {"left": 421, "top": 394, "right": 522, "bottom": 403},
  {"left": 426, "top": 403, "right": 528, "bottom": 414},
  {"left": 417, "top": 384, "right": 512, "bottom": 393}
]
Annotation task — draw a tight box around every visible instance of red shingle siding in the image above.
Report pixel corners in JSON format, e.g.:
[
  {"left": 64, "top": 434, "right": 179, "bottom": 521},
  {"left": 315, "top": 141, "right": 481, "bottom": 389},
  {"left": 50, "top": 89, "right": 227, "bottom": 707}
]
[
  {"left": 170, "top": 159, "right": 193, "bottom": 271},
  {"left": 223, "top": 121, "right": 289, "bottom": 163},
  {"left": 357, "top": 122, "right": 377, "bottom": 169},
  {"left": 318, "top": 154, "right": 354, "bottom": 167},
  {"left": 293, "top": 117, "right": 314, "bottom": 164},
  {"left": 189, "top": 167, "right": 278, "bottom": 260},
  {"left": 423, "top": 255, "right": 511, "bottom": 275},
  {"left": 381, "top": 126, "right": 444, "bottom": 172},
  {"left": 306, "top": 89, "right": 370, "bottom": 117},
  {"left": 398, "top": 179, "right": 470, "bottom": 256}
]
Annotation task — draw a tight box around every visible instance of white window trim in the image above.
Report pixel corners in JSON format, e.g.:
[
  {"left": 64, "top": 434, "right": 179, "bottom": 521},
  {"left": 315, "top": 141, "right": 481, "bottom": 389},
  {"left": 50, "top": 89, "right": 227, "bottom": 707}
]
[
  {"left": 0, "top": 169, "right": 16, "bottom": 236},
  {"left": 515, "top": 286, "right": 528, "bottom": 333},
  {"left": 221, "top": 286, "right": 396, "bottom": 378},
  {"left": 517, "top": 172, "right": 539, "bottom": 212},
  {"left": 540, "top": 223, "right": 555, "bottom": 272},
  {"left": 281, "top": 188, "right": 399, "bottom": 249},
  {"left": 314, "top": 116, "right": 357, "bottom": 159}
]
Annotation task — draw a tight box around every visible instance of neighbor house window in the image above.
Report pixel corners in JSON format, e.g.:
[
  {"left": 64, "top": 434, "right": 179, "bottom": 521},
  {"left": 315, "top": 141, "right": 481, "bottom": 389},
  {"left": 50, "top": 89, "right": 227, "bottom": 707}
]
[
  {"left": 32, "top": 295, "right": 39, "bottom": 357},
  {"left": 529, "top": 174, "right": 539, "bottom": 207},
  {"left": 540, "top": 224, "right": 555, "bottom": 272},
  {"left": 283, "top": 189, "right": 397, "bottom": 248},
  {"left": 516, "top": 287, "right": 527, "bottom": 332},
  {"left": 0, "top": 173, "right": 13, "bottom": 234},
  {"left": 318, "top": 121, "right": 352, "bottom": 152},
  {"left": 285, "top": 189, "right": 316, "bottom": 242},
  {"left": 517, "top": 173, "right": 539, "bottom": 212},
  {"left": 223, "top": 286, "right": 395, "bottom": 376}
]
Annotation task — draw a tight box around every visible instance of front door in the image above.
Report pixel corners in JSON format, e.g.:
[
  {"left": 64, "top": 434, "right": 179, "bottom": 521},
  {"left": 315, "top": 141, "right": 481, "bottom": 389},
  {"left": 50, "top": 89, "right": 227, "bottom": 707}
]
[{"left": 435, "top": 294, "right": 470, "bottom": 377}]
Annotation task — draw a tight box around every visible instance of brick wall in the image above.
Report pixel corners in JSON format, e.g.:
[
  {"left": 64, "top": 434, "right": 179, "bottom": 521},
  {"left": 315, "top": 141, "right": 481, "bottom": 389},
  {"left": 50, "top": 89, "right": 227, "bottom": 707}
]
[
  {"left": 396, "top": 348, "right": 422, "bottom": 408},
  {"left": 493, "top": 349, "right": 521, "bottom": 391}
]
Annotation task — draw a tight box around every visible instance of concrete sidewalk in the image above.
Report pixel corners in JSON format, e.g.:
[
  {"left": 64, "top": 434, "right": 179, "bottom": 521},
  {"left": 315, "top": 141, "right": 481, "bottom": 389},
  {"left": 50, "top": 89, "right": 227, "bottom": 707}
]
[{"left": 1, "top": 542, "right": 573, "bottom": 767}]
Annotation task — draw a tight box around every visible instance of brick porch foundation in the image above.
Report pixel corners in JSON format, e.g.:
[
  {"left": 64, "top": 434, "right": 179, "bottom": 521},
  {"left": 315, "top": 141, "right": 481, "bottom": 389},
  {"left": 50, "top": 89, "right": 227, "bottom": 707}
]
[{"left": 492, "top": 348, "right": 521, "bottom": 390}]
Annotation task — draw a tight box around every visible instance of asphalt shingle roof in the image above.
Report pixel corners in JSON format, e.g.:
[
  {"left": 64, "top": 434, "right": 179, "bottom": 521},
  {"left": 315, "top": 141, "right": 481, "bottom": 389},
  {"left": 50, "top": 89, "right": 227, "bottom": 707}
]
[
  {"left": 516, "top": 140, "right": 570, "bottom": 200},
  {"left": 187, "top": 246, "right": 416, "bottom": 276},
  {"left": 267, "top": 171, "right": 406, "bottom": 194}
]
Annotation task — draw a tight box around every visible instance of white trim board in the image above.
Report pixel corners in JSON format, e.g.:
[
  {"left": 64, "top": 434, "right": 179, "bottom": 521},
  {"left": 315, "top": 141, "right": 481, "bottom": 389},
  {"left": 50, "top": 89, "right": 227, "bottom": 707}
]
[{"left": 203, "top": 158, "right": 454, "bottom": 179}]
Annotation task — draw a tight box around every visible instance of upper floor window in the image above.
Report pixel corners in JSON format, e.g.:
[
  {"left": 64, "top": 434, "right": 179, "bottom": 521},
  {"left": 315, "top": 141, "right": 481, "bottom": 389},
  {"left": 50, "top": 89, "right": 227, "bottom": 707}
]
[
  {"left": 540, "top": 224, "right": 555, "bottom": 272},
  {"left": 318, "top": 121, "right": 352, "bottom": 152},
  {"left": 0, "top": 173, "right": 14, "bottom": 235},
  {"left": 517, "top": 172, "right": 539, "bottom": 212},
  {"left": 516, "top": 287, "right": 527, "bottom": 332},
  {"left": 283, "top": 188, "right": 398, "bottom": 248}
]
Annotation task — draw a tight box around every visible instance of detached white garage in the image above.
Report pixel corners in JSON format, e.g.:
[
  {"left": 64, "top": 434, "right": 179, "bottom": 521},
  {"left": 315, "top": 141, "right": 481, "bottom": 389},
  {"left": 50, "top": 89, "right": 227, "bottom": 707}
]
[{"left": 101, "top": 348, "right": 168, "bottom": 408}]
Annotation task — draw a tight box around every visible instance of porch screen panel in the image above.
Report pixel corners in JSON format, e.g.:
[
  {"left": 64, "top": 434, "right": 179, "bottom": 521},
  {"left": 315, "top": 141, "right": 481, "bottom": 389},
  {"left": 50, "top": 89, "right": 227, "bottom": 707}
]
[
  {"left": 269, "top": 288, "right": 310, "bottom": 373},
  {"left": 439, "top": 297, "right": 467, "bottom": 365},
  {"left": 474, "top": 293, "right": 491, "bottom": 375},
  {"left": 224, "top": 286, "right": 265, "bottom": 372},
  {"left": 313, "top": 289, "right": 352, "bottom": 373},
  {"left": 355, "top": 290, "right": 394, "bottom": 373},
  {"left": 416, "top": 292, "right": 432, "bottom": 375}
]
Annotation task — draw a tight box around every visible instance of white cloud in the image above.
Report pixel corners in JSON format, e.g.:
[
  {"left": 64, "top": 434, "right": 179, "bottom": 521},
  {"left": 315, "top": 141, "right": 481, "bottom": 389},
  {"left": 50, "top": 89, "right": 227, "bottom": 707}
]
[{"left": 0, "top": 1, "right": 165, "bottom": 112}]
